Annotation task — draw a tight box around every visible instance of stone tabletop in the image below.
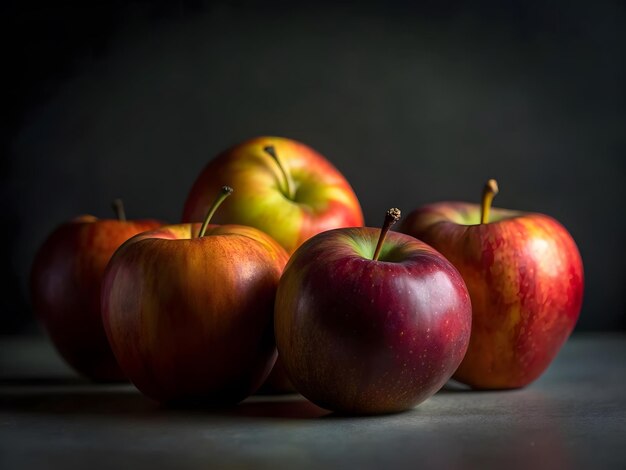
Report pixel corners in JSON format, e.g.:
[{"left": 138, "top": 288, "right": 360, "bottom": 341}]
[{"left": 1, "top": 333, "right": 625, "bottom": 469}]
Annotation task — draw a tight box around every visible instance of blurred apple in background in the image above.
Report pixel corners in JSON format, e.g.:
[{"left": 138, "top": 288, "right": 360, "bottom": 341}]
[
  {"left": 400, "top": 179, "right": 584, "bottom": 389},
  {"left": 102, "top": 187, "right": 290, "bottom": 404},
  {"left": 275, "top": 209, "right": 472, "bottom": 414},
  {"left": 183, "top": 136, "right": 364, "bottom": 392},
  {"left": 182, "top": 136, "right": 364, "bottom": 254},
  {"left": 30, "top": 200, "right": 162, "bottom": 381}
]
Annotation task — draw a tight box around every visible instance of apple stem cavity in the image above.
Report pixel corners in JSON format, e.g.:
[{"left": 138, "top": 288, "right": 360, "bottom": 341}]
[
  {"left": 373, "top": 208, "right": 401, "bottom": 261},
  {"left": 480, "top": 179, "right": 499, "bottom": 224},
  {"left": 197, "top": 186, "right": 234, "bottom": 238},
  {"left": 111, "top": 199, "right": 127, "bottom": 222},
  {"left": 263, "top": 145, "right": 296, "bottom": 200}
]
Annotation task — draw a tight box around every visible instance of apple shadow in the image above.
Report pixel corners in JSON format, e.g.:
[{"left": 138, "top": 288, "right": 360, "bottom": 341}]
[
  {"left": 0, "top": 388, "right": 156, "bottom": 417},
  {"left": 438, "top": 380, "right": 474, "bottom": 393},
  {"left": 0, "top": 375, "right": 506, "bottom": 422},
  {"left": 0, "top": 378, "right": 330, "bottom": 421},
  {"left": 163, "top": 394, "right": 330, "bottom": 420},
  {"left": 436, "top": 379, "right": 519, "bottom": 394},
  {"left": 221, "top": 397, "right": 329, "bottom": 419},
  {"left": 0, "top": 376, "right": 91, "bottom": 386},
  {"left": 320, "top": 407, "right": 419, "bottom": 420}
]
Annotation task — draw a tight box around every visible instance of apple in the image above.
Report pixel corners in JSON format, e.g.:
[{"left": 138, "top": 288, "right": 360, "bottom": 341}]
[
  {"left": 399, "top": 179, "right": 584, "bottom": 389},
  {"left": 181, "top": 136, "right": 364, "bottom": 254},
  {"left": 30, "top": 200, "right": 162, "bottom": 381},
  {"left": 102, "top": 187, "right": 290, "bottom": 403},
  {"left": 275, "top": 208, "right": 472, "bottom": 414}
]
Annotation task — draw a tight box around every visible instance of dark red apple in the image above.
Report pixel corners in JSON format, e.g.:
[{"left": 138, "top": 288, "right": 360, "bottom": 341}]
[
  {"left": 275, "top": 209, "right": 472, "bottom": 414},
  {"left": 399, "top": 180, "right": 584, "bottom": 389},
  {"left": 30, "top": 200, "right": 161, "bottom": 381}
]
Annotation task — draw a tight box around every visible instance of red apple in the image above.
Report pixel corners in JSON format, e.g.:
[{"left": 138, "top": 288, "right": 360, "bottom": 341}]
[
  {"left": 30, "top": 200, "right": 161, "bottom": 381},
  {"left": 182, "top": 136, "right": 364, "bottom": 254},
  {"left": 102, "top": 187, "right": 290, "bottom": 403},
  {"left": 399, "top": 180, "right": 584, "bottom": 389},
  {"left": 275, "top": 209, "right": 472, "bottom": 414}
]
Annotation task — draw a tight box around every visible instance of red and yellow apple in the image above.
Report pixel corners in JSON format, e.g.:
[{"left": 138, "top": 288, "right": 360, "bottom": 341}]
[
  {"left": 31, "top": 201, "right": 161, "bottom": 381},
  {"left": 275, "top": 209, "right": 472, "bottom": 414},
  {"left": 182, "top": 136, "right": 364, "bottom": 254},
  {"left": 102, "top": 188, "right": 290, "bottom": 403},
  {"left": 399, "top": 180, "right": 584, "bottom": 389}
]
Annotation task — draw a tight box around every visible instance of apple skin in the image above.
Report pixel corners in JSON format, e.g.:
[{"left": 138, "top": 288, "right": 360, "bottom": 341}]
[
  {"left": 30, "top": 216, "right": 162, "bottom": 381},
  {"left": 101, "top": 223, "right": 290, "bottom": 404},
  {"left": 181, "top": 136, "right": 364, "bottom": 254},
  {"left": 275, "top": 228, "right": 472, "bottom": 414},
  {"left": 399, "top": 202, "right": 584, "bottom": 389}
]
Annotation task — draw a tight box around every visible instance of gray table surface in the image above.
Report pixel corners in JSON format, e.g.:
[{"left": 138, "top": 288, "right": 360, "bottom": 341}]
[{"left": 1, "top": 333, "right": 625, "bottom": 470}]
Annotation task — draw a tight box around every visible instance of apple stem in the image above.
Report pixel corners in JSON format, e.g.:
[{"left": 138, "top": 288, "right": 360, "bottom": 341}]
[
  {"left": 263, "top": 145, "right": 296, "bottom": 200},
  {"left": 197, "top": 186, "right": 234, "bottom": 238},
  {"left": 111, "top": 199, "right": 126, "bottom": 222},
  {"left": 480, "top": 179, "right": 499, "bottom": 224},
  {"left": 373, "top": 208, "right": 401, "bottom": 261}
]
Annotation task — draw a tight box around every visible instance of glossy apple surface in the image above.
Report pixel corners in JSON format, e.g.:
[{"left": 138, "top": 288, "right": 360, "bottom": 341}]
[
  {"left": 275, "top": 227, "right": 472, "bottom": 414},
  {"left": 31, "top": 216, "right": 162, "bottom": 381},
  {"left": 400, "top": 202, "right": 584, "bottom": 389},
  {"left": 182, "top": 136, "right": 364, "bottom": 254},
  {"left": 101, "top": 223, "right": 290, "bottom": 404}
]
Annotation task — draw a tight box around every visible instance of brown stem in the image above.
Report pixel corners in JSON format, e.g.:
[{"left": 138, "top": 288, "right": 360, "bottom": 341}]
[
  {"left": 197, "top": 186, "right": 233, "bottom": 238},
  {"left": 373, "top": 208, "right": 401, "bottom": 261},
  {"left": 111, "top": 199, "right": 126, "bottom": 222},
  {"left": 263, "top": 145, "right": 295, "bottom": 200},
  {"left": 480, "top": 179, "right": 499, "bottom": 224}
]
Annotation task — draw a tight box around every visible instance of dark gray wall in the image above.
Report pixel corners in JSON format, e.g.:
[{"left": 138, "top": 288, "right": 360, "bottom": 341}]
[{"left": 3, "top": 1, "right": 625, "bottom": 333}]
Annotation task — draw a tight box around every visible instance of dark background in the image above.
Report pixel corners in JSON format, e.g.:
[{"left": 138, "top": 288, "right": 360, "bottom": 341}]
[{"left": 2, "top": 0, "right": 625, "bottom": 334}]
